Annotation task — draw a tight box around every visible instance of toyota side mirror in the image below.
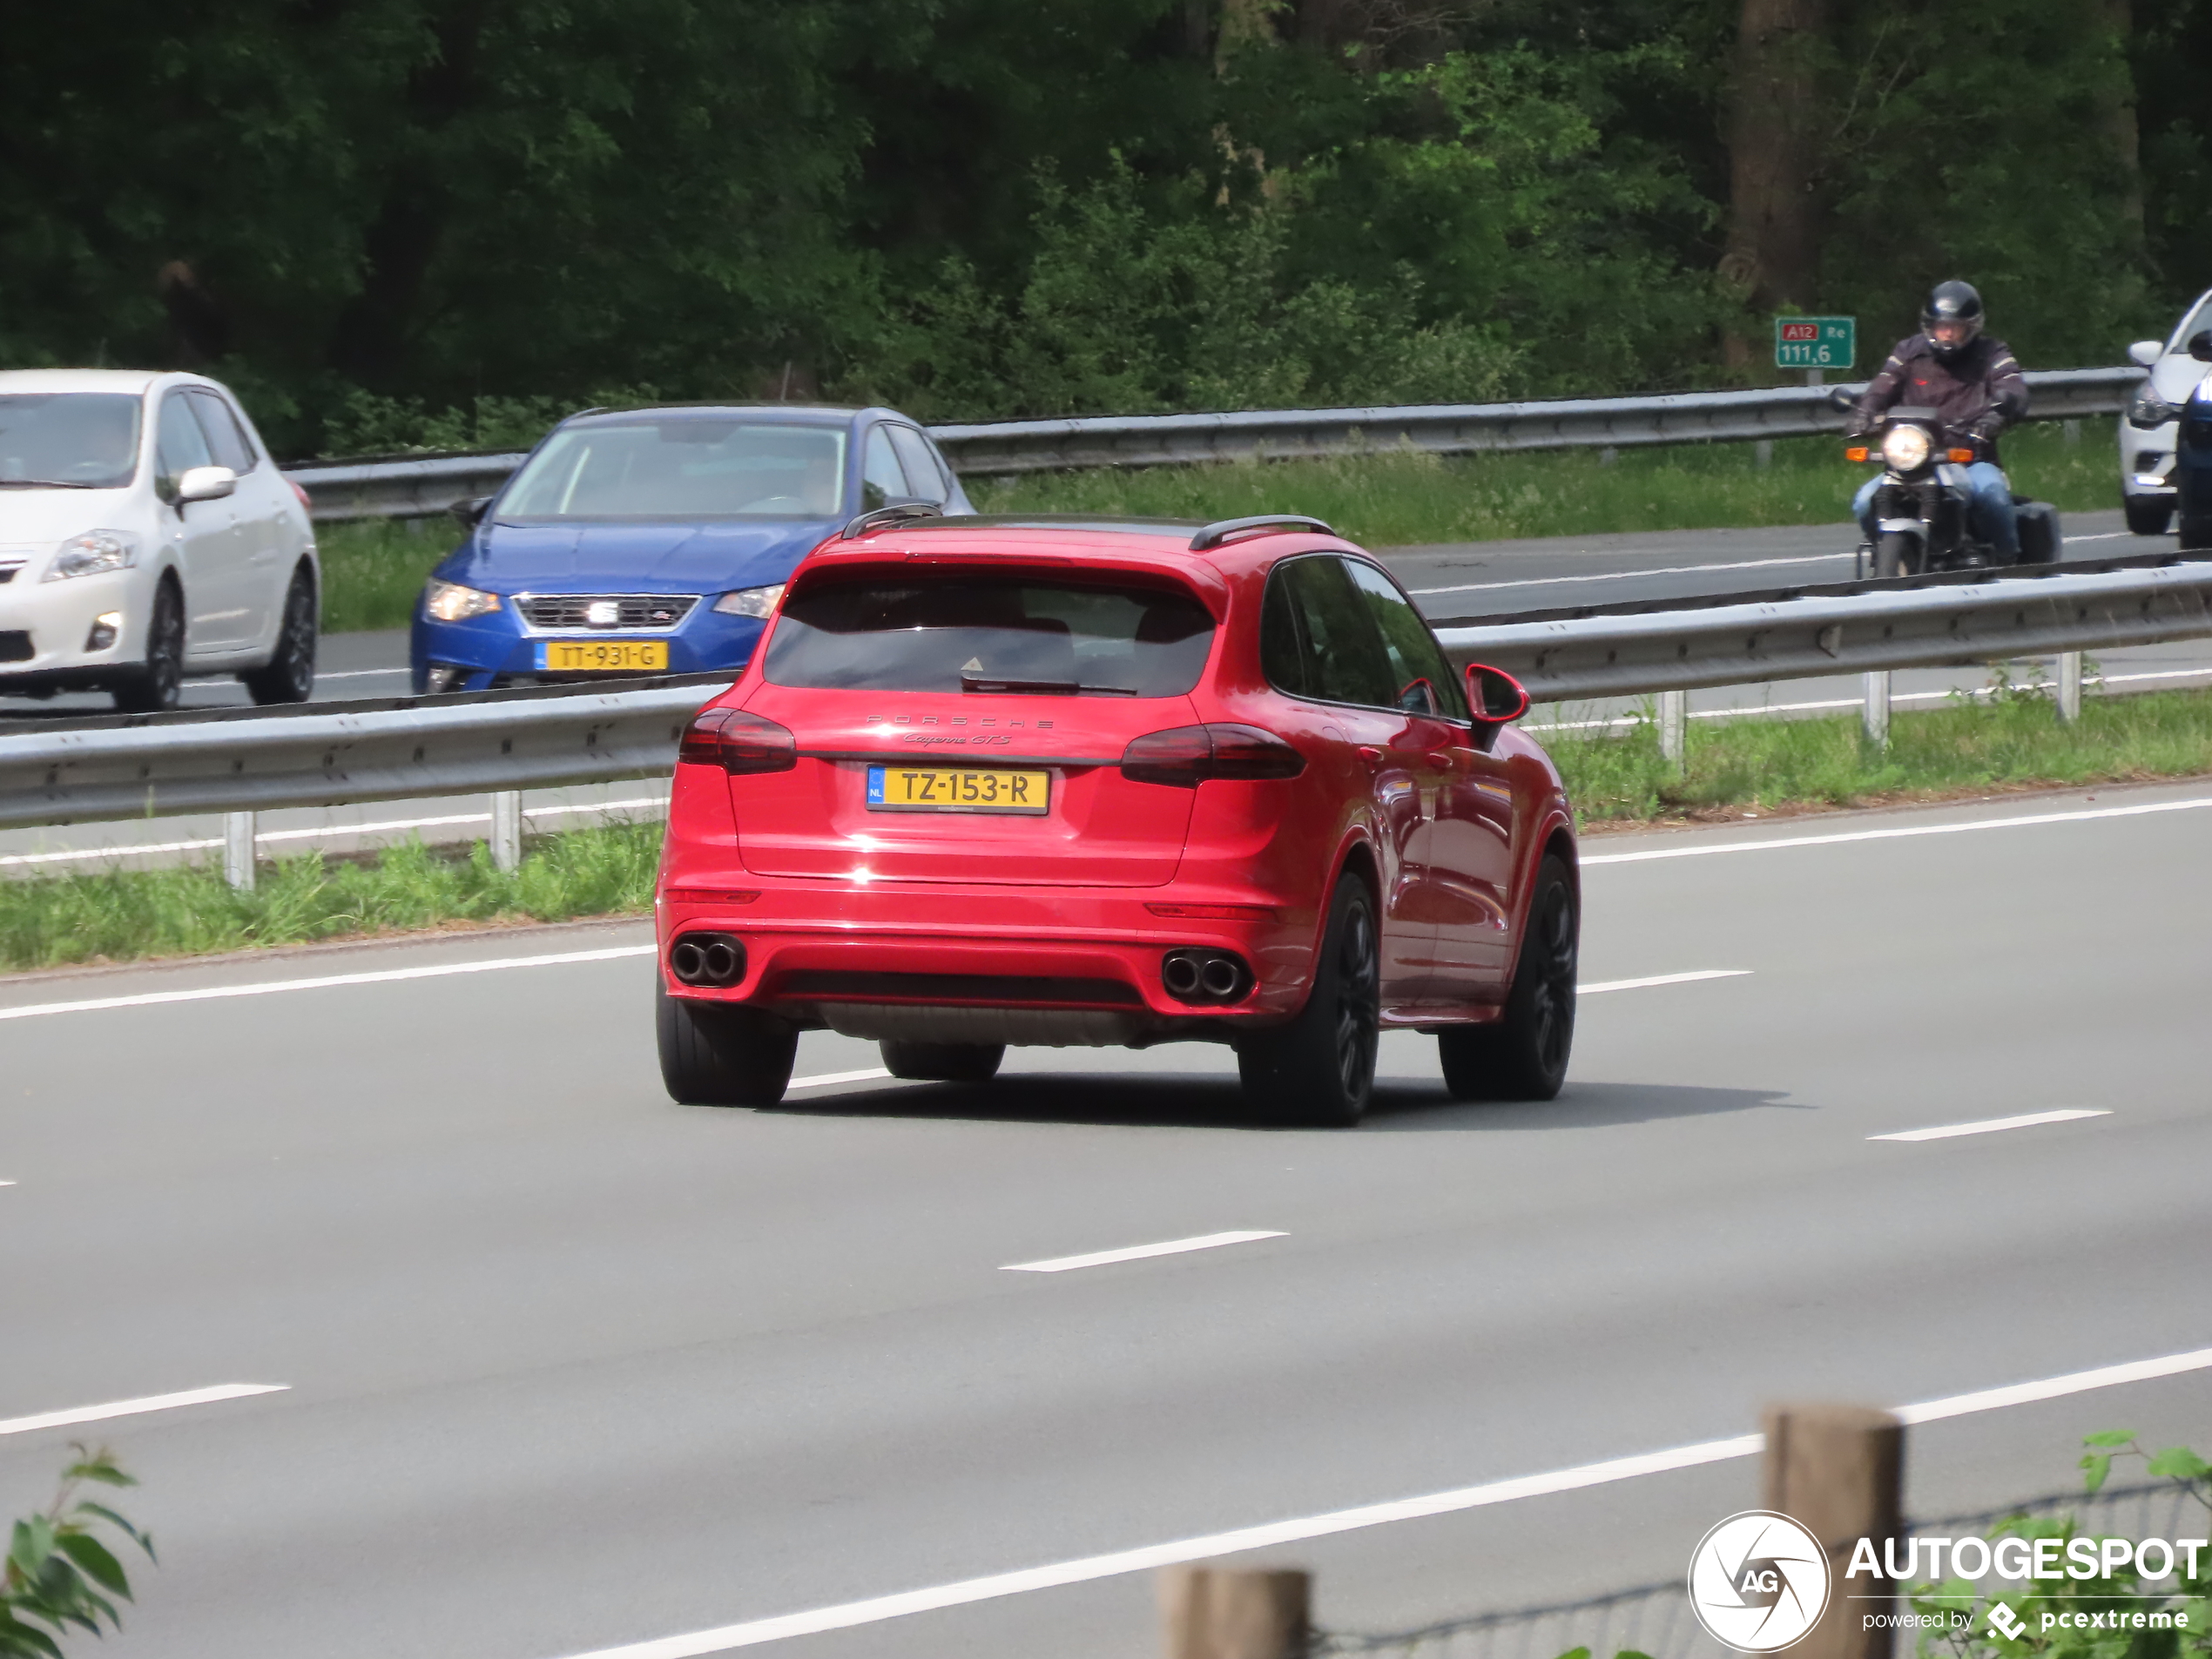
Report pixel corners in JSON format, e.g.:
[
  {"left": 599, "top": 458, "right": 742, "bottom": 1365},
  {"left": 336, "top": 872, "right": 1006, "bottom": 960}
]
[
  {"left": 449, "top": 496, "right": 494, "bottom": 526},
  {"left": 174, "top": 464, "right": 237, "bottom": 505},
  {"left": 2129, "top": 340, "right": 2165, "bottom": 368},
  {"left": 1465, "top": 662, "right": 1530, "bottom": 724}
]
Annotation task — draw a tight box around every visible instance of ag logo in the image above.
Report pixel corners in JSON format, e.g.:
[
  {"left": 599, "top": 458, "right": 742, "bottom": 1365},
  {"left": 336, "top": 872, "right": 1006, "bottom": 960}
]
[{"left": 1688, "top": 1510, "right": 1831, "bottom": 1652}]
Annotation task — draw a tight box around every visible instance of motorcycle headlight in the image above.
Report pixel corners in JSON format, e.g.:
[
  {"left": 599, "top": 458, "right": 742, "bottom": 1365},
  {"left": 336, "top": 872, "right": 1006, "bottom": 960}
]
[
  {"left": 43, "top": 529, "right": 138, "bottom": 581},
  {"left": 712, "top": 583, "right": 786, "bottom": 619},
  {"left": 2129, "top": 390, "right": 2178, "bottom": 428},
  {"left": 1880, "top": 426, "right": 1932, "bottom": 472},
  {"left": 423, "top": 579, "right": 502, "bottom": 622}
]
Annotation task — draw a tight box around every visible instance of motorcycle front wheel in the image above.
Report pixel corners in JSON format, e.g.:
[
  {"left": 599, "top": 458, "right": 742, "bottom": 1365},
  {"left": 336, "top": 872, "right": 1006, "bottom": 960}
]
[{"left": 1874, "top": 531, "right": 1920, "bottom": 579}]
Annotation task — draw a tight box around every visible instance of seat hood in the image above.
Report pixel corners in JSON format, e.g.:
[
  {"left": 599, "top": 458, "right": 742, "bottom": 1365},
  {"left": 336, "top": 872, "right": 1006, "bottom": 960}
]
[{"left": 442, "top": 519, "right": 833, "bottom": 593}]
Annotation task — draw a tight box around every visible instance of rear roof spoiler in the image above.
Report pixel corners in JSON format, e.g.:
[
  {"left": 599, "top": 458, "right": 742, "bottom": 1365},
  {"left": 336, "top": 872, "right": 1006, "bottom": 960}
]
[
  {"left": 840, "top": 501, "right": 943, "bottom": 539},
  {"left": 1189, "top": 514, "right": 1333, "bottom": 550}
]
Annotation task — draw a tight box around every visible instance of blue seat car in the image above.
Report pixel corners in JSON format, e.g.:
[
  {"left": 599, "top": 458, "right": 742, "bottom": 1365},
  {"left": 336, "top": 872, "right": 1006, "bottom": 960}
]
[{"left": 410, "top": 404, "right": 974, "bottom": 692}]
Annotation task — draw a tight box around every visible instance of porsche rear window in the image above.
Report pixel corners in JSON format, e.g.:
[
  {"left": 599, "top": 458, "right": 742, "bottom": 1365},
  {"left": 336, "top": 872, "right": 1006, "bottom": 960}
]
[{"left": 765, "top": 576, "right": 1215, "bottom": 697}]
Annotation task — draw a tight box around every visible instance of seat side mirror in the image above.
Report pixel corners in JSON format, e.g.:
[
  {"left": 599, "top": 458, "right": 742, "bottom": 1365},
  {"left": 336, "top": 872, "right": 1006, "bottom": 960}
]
[
  {"left": 174, "top": 464, "right": 238, "bottom": 505},
  {"left": 1465, "top": 662, "right": 1530, "bottom": 724},
  {"left": 2189, "top": 333, "right": 2212, "bottom": 365},
  {"left": 449, "top": 496, "right": 494, "bottom": 526},
  {"left": 2129, "top": 340, "right": 2165, "bottom": 368}
]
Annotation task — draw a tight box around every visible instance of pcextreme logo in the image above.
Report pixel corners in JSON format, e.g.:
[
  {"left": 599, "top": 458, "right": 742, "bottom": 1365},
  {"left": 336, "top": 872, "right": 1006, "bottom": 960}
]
[{"left": 1688, "top": 1511, "right": 1831, "bottom": 1652}]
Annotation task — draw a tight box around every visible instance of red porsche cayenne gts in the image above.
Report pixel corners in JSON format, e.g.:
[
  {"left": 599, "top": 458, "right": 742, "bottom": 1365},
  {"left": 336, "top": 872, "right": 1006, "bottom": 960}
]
[{"left": 654, "top": 510, "right": 1578, "bottom": 1126}]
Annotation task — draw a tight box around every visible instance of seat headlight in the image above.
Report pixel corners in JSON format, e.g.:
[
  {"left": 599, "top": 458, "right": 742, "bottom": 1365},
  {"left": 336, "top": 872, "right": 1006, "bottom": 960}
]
[
  {"left": 44, "top": 529, "right": 138, "bottom": 581},
  {"left": 423, "top": 579, "right": 502, "bottom": 622},
  {"left": 1880, "top": 426, "right": 1932, "bottom": 472},
  {"left": 713, "top": 583, "right": 786, "bottom": 619}
]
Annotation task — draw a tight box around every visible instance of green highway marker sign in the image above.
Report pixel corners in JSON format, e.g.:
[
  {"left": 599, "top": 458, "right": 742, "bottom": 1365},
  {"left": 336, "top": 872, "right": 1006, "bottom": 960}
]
[{"left": 1775, "top": 315, "right": 1855, "bottom": 370}]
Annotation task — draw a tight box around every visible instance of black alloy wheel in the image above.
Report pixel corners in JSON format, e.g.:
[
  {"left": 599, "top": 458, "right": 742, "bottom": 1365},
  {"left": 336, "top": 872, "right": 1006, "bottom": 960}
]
[
  {"left": 880, "top": 1041, "right": 1005, "bottom": 1082},
  {"left": 1439, "top": 855, "right": 1577, "bottom": 1102},
  {"left": 111, "top": 578, "right": 185, "bottom": 713},
  {"left": 1236, "top": 874, "right": 1380, "bottom": 1128},
  {"left": 1873, "top": 531, "right": 1919, "bottom": 580},
  {"left": 656, "top": 977, "right": 799, "bottom": 1106},
  {"left": 243, "top": 566, "right": 318, "bottom": 705}
]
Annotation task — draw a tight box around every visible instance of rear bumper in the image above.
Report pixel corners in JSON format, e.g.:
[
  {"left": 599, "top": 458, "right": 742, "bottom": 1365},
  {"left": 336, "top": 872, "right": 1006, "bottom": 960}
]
[{"left": 655, "top": 881, "right": 1318, "bottom": 1043}]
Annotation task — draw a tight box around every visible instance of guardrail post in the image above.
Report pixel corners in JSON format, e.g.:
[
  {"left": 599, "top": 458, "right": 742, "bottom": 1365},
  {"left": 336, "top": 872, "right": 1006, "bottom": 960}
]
[
  {"left": 1762, "top": 1404, "right": 1905, "bottom": 1659},
  {"left": 490, "top": 791, "right": 523, "bottom": 873},
  {"left": 1755, "top": 439, "right": 1774, "bottom": 469},
  {"left": 1861, "top": 671, "right": 1892, "bottom": 749},
  {"left": 223, "top": 812, "right": 257, "bottom": 891},
  {"left": 2064, "top": 418, "right": 2081, "bottom": 446},
  {"left": 1657, "top": 690, "right": 1688, "bottom": 770},
  {"left": 2056, "top": 651, "right": 2084, "bottom": 722},
  {"left": 1160, "top": 1566, "right": 1310, "bottom": 1659}
]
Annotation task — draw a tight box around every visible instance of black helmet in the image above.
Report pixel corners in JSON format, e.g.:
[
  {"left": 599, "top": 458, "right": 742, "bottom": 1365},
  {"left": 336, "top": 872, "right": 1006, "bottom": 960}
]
[{"left": 1922, "top": 280, "right": 1984, "bottom": 362}]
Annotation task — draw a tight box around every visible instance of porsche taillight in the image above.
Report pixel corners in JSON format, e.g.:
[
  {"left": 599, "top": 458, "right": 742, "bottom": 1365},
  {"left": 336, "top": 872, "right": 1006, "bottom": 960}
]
[
  {"left": 1120, "top": 723, "right": 1305, "bottom": 786},
  {"left": 680, "top": 707, "right": 797, "bottom": 773}
]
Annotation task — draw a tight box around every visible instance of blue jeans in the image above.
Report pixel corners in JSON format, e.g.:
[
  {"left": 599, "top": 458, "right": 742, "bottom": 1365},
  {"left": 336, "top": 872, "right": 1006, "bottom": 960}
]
[{"left": 1854, "top": 462, "right": 2019, "bottom": 558}]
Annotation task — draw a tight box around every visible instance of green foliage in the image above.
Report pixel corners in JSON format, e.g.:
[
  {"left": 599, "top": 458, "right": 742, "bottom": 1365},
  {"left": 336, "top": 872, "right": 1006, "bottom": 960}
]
[
  {"left": 1551, "top": 685, "right": 2212, "bottom": 828},
  {"left": 0, "top": 822, "right": 664, "bottom": 971},
  {"left": 1, "top": 1447, "right": 152, "bottom": 1659},
  {"left": 1908, "top": 1434, "right": 2211, "bottom": 1659},
  {"left": 315, "top": 518, "right": 459, "bottom": 635}
]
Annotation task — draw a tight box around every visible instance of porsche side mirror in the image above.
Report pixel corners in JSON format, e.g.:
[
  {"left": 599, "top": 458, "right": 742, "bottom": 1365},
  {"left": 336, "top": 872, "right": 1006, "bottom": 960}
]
[
  {"left": 2129, "top": 340, "right": 2165, "bottom": 368},
  {"left": 174, "top": 464, "right": 237, "bottom": 505},
  {"left": 1465, "top": 662, "right": 1530, "bottom": 724}
]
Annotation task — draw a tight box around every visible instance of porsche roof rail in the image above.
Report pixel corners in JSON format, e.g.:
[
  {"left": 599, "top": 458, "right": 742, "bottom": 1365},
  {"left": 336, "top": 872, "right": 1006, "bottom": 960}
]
[
  {"left": 840, "top": 501, "right": 944, "bottom": 539},
  {"left": 1189, "top": 514, "right": 1334, "bottom": 551}
]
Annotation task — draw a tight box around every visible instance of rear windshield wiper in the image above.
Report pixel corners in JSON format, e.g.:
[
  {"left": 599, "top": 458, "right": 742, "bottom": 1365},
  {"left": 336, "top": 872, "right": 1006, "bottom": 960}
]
[{"left": 960, "top": 673, "right": 1137, "bottom": 697}]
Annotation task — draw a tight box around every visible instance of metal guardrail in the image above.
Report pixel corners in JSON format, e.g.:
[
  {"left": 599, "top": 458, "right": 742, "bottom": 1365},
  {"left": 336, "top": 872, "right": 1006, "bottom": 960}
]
[
  {"left": 1433, "top": 560, "right": 2212, "bottom": 701},
  {"left": 280, "top": 368, "right": 2143, "bottom": 518}
]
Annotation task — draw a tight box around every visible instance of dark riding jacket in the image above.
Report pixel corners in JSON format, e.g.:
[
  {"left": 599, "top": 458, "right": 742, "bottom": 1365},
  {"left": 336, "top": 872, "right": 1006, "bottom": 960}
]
[{"left": 1852, "top": 334, "right": 2027, "bottom": 464}]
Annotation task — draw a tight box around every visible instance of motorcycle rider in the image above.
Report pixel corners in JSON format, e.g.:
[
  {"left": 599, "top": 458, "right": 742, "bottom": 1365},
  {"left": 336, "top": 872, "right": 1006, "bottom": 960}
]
[{"left": 1849, "top": 280, "right": 2028, "bottom": 559}]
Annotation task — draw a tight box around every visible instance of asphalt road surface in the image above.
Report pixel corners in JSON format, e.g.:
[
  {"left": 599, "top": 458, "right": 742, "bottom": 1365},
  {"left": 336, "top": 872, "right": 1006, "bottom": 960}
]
[{"left": 4, "top": 778, "right": 2209, "bottom": 1659}]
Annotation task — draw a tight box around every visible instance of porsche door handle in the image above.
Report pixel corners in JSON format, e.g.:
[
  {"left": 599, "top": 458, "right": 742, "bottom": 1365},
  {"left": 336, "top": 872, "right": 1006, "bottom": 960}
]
[{"left": 1357, "top": 745, "right": 1386, "bottom": 769}]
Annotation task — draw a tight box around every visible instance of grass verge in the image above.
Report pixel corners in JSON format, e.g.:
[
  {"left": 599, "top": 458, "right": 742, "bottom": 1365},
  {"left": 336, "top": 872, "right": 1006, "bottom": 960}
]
[
  {"left": 312, "top": 425, "right": 2121, "bottom": 634},
  {"left": 1554, "top": 679, "right": 2212, "bottom": 827},
  {"left": 6, "top": 681, "right": 2210, "bottom": 974},
  {"left": 0, "top": 821, "right": 660, "bottom": 973}
]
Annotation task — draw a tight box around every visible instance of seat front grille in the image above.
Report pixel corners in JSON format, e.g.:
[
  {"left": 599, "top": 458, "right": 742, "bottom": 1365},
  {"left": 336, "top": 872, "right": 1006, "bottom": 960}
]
[{"left": 517, "top": 593, "right": 699, "bottom": 631}]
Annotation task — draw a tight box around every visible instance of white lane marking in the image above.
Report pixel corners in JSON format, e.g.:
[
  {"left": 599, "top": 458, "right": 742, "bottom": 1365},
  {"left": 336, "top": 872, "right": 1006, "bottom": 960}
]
[
  {"left": 0, "top": 945, "right": 655, "bottom": 1022},
  {"left": 1412, "top": 551, "right": 1840, "bottom": 597},
  {"left": 0, "top": 1383, "right": 288, "bottom": 1438},
  {"left": 1581, "top": 970, "right": 1750, "bottom": 994},
  {"left": 1584, "top": 794, "right": 2212, "bottom": 865},
  {"left": 1870, "top": 1108, "right": 2111, "bottom": 1143},
  {"left": 0, "top": 1179, "right": 14, "bottom": 1187},
  {"left": 549, "top": 1345, "right": 2212, "bottom": 1659},
  {"left": 1526, "top": 665, "right": 2212, "bottom": 733},
  {"left": 312, "top": 667, "right": 413, "bottom": 679},
  {"left": 1002, "top": 1231, "right": 1285, "bottom": 1274},
  {"left": 0, "top": 795, "right": 668, "bottom": 868},
  {"left": 788, "top": 1069, "right": 894, "bottom": 1090}
]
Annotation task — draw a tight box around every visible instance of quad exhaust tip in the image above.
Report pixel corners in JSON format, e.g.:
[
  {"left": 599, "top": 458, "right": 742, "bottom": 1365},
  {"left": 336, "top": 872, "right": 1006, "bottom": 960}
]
[
  {"left": 670, "top": 932, "right": 745, "bottom": 988},
  {"left": 1162, "top": 948, "right": 1251, "bottom": 1005}
]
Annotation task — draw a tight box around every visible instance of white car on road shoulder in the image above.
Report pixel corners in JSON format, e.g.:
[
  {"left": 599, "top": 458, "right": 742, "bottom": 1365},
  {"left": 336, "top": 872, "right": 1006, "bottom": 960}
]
[
  {"left": 2120, "top": 288, "right": 2212, "bottom": 536},
  {"left": 0, "top": 368, "right": 319, "bottom": 711}
]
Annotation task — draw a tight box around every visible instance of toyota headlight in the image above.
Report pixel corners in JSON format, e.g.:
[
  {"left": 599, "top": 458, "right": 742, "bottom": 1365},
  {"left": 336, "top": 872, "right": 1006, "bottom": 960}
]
[
  {"left": 713, "top": 583, "right": 786, "bottom": 619},
  {"left": 2129, "top": 389, "right": 2178, "bottom": 428},
  {"left": 44, "top": 529, "right": 138, "bottom": 581},
  {"left": 423, "top": 579, "right": 502, "bottom": 622},
  {"left": 1880, "top": 426, "right": 1932, "bottom": 472}
]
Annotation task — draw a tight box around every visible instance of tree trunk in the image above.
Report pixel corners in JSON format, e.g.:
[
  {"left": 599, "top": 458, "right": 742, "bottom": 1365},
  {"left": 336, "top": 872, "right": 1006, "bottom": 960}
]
[
  {"left": 1722, "top": 0, "right": 1833, "bottom": 361},
  {"left": 2103, "top": 0, "right": 2144, "bottom": 253}
]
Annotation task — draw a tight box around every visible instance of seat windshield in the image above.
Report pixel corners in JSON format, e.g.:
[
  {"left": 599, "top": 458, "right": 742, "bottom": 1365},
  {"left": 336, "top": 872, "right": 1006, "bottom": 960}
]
[
  {"left": 0, "top": 394, "right": 142, "bottom": 489},
  {"left": 501, "top": 421, "right": 847, "bottom": 519},
  {"left": 765, "top": 576, "right": 1216, "bottom": 697}
]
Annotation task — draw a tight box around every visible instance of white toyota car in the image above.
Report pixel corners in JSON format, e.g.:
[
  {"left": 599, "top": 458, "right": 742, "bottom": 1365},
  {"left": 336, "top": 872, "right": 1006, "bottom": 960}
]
[
  {"left": 0, "top": 368, "right": 319, "bottom": 711},
  {"left": 2121, "top": 287, "right": 2212, "bottom": 536}
]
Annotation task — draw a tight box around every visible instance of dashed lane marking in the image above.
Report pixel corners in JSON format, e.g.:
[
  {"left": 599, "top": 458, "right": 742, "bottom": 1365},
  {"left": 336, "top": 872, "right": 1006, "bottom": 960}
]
[
  {"left": 1, "top": 1384, "right": 289, "bottom": 1438},
  {"left": 1001, "top": 1231, "right": 1285, "bottom": 1274},
  {"left": 1869, "top": 1108, "right": 2111, "bottom": 1143}
]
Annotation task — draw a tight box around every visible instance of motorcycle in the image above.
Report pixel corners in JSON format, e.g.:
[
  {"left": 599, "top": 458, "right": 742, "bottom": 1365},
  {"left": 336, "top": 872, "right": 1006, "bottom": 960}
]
[{"left": 1843, "top": 404, "right": 2062, "bottom": 578}]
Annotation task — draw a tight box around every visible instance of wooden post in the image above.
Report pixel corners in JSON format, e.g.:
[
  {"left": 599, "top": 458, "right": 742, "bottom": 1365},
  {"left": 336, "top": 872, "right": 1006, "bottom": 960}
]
[
  {"left": 1762, "top": 1404, "right": 1905, "bottom": 1659},
  {"left": 1160, "top": 1566, "right": 1311, "bottom": 1659}
]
